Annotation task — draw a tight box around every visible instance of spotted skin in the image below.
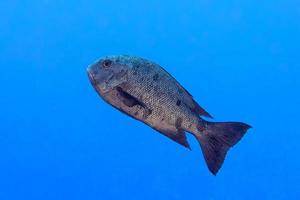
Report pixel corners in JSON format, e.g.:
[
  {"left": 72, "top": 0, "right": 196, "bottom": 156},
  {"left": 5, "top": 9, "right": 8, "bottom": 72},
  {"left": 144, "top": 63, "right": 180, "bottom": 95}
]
[{"left": 87, "top": 55, "right": 251, "bottom": 175}]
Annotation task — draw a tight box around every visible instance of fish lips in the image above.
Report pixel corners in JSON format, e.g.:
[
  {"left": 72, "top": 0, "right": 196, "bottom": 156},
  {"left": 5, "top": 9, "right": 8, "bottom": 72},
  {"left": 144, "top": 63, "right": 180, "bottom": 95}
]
[
  {"left": 87, "top": 65, "right": 112, "bottom": 94},
  {"left": 87, "top": 68, "right": 97, "bottom": 86}
]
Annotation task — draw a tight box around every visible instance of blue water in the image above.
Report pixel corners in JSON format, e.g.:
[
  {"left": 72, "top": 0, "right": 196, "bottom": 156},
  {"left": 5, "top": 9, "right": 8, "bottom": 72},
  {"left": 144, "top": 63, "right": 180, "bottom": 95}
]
[{"left": 1, "top": 1, "right": 299, "bottom": 199}]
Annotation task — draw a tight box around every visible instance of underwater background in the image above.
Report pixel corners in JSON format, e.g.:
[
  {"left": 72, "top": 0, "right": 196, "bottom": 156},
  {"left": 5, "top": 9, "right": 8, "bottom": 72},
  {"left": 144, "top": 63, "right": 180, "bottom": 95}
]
[{"left": 1, "top": 0, "right": 299, "bottom": 199}]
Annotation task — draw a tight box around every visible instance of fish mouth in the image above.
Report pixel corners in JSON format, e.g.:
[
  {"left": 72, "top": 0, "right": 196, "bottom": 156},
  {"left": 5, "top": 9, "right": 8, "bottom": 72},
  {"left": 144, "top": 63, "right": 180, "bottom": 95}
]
[
  {"left": 87, "top": 69, "right": 97, "bottom": 86},
  {"left": 87, "top": 68, "right": 107, "bottom": 95}
]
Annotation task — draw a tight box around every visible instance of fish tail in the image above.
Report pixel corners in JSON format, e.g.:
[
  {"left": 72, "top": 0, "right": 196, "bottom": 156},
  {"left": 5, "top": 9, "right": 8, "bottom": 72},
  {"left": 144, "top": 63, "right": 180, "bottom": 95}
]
[{"left": 194, "top": 120, "right": 251, "bottom": 175}]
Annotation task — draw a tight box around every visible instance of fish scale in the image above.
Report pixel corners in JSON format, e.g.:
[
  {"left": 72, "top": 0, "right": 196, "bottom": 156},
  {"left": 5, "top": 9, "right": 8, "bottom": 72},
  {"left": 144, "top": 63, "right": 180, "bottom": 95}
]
[
  {"left": 127, "top": 61, "right": 198, "bottom": 129},
  {"left": 88, "top": 55, "right": 251, "bottom": 175}
]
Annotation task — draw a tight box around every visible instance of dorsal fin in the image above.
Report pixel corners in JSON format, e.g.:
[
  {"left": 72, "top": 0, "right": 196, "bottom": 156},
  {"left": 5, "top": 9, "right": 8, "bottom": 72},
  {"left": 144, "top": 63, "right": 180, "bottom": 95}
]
[
  {"left": 157, "top": 66, "right": 213, "bottom": 118},
  {"left": 192, "top": 99, "right": 213, "bottom": 118},
  {"left": 180, "top": 87, "right": 213, "bottom": 118}
]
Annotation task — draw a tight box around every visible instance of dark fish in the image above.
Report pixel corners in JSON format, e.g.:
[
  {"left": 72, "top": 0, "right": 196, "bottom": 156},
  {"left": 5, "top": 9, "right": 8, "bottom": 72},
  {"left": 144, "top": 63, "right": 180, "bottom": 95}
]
[{"left": 87, "top": 55, "right": 251, "bottom": 175}]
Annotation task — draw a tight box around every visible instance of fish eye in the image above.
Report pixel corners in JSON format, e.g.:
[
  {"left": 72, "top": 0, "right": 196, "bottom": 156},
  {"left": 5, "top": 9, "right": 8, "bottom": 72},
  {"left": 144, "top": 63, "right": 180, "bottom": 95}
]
[{"left": 102, "top": 59, "right": 112, "bottom": 68}]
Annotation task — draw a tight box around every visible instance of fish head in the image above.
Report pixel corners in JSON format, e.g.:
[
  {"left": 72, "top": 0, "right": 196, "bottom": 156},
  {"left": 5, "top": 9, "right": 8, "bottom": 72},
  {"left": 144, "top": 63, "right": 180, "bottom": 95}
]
[{"left": 87, "top": 55, "right": 133, "bottom": 94}]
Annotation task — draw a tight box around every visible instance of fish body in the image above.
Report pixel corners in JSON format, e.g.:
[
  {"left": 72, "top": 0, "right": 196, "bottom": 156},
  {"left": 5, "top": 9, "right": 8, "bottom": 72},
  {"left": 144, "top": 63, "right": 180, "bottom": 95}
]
[{"left": 87, "top": 55, "right": 251, "bottom": 175}]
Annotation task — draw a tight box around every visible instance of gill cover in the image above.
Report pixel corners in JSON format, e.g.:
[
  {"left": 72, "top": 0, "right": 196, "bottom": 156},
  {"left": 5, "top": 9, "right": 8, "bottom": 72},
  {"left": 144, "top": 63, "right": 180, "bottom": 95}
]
[{"left": 88, "top": 57, "right": 131, "bottom": 93}]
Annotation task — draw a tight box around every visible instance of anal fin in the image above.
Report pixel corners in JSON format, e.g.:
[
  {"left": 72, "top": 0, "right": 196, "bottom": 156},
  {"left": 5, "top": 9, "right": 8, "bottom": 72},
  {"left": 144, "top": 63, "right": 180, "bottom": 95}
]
[{"left": 153, "top": 126, "right": 190, "bottom": 149}]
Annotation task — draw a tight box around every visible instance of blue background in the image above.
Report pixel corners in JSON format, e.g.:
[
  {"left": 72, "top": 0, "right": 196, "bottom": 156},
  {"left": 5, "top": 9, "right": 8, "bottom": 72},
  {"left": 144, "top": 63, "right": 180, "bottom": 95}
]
[{"left": 1, "top": 0, "right": 299, "bottom": 199}]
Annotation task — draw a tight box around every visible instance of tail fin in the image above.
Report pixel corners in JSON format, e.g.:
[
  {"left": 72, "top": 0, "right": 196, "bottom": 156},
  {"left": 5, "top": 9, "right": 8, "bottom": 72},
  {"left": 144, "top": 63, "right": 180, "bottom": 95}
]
[{"left": 195, "top": 122, "right": 251, "bottom": 175}]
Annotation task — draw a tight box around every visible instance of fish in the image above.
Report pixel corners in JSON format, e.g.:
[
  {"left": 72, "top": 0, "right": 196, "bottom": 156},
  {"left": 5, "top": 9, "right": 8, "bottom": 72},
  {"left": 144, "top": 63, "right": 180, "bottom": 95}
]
[{"left": 87, "top": 55, "right": 251, "bottom": 175}]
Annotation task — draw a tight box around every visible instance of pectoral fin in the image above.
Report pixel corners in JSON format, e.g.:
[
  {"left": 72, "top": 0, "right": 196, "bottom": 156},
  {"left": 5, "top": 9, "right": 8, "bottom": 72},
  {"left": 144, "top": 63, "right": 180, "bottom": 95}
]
[
  {"left": 115, "top": 86, "right": 152, "bottom": 119},
  {"left": 116, "top": 86, "right": 144, "bottom": 107}
]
